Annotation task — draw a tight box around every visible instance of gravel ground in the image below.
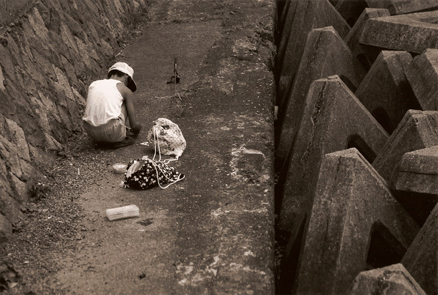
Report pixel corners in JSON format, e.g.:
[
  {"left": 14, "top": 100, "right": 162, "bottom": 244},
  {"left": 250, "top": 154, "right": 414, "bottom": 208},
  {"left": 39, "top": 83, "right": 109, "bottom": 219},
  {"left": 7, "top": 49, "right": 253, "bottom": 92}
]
[{"left": 3, "top": 133, "right": 122, "bottom": 294}]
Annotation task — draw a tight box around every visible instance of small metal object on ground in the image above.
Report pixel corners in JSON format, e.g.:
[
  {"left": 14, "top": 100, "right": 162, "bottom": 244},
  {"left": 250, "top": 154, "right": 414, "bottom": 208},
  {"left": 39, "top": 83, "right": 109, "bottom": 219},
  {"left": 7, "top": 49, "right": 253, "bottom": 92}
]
[{"left": 166, "top": 58, "right": 180, "bottom": 84}]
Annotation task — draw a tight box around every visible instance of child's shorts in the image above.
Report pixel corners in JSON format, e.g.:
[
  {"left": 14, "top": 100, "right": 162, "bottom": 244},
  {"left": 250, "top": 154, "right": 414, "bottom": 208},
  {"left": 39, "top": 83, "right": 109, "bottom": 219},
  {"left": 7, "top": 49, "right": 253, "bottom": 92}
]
[{"left": 83, "top": 115, "right": 127, "bottom": 143}]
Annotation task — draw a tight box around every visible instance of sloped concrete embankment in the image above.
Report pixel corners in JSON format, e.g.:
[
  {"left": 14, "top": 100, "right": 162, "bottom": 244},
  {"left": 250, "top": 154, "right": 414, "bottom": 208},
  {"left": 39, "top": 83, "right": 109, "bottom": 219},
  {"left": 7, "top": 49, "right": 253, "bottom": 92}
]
[
  {"left": 0, "top": 0, "right": 147, "bottom": 283},
  {"left": 274, "top": 0, "right": 438, "bottom": 294}
]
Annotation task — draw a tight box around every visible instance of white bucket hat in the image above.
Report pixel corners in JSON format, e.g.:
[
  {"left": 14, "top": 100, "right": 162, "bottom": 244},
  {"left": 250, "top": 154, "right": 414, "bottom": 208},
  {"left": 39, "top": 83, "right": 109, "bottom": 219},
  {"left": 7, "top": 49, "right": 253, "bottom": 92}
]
[{"left": 107, "top": 62, "right": 137, "bottom": 92}]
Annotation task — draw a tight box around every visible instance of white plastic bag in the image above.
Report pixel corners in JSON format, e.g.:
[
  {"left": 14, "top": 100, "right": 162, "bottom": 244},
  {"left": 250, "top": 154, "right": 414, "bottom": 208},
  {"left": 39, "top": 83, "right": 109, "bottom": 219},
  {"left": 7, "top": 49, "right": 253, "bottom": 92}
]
[{"left": 147, "top": 118, "right": 186, "bottom": 159}]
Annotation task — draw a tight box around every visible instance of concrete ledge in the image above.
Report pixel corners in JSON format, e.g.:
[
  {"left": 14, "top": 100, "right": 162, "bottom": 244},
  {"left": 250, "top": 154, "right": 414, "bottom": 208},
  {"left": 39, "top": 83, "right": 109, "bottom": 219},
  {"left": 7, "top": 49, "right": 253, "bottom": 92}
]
[
  {"left": 164, "top": 2, "right": 276, "bottom": 292},
  {"left": 366, "top": 0, "right": 438, "bottom": 15},
  {"left": 396, "top": 146, "right": 438, "bottom": 194},
  {"left": 360, "top": 11, "right": 438, "bottom": 53}
]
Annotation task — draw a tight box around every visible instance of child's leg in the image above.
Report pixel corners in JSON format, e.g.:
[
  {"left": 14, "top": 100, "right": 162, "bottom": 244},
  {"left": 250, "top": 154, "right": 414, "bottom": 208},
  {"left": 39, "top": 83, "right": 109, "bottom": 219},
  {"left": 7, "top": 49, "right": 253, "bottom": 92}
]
[{"left": 84, "top": 118, "right": 126, "bottom": 143}]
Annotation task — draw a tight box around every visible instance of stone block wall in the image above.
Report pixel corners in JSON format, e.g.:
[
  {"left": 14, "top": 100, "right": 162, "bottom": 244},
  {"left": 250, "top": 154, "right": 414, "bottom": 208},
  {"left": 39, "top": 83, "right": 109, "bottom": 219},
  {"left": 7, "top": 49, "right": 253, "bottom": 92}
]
[
  {"left": 0, "top": 0, "right": 32, "bottom": 27},
  {"left": 0, "top": 0, "right": 148, "bottom": 255}
]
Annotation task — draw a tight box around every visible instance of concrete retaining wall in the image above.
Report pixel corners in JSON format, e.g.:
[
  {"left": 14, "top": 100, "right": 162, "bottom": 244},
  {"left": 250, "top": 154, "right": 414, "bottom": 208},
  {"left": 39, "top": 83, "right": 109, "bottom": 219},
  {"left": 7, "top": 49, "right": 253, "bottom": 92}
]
[{"left": 0, "top": 0, "right": 148, "bottom": 261}]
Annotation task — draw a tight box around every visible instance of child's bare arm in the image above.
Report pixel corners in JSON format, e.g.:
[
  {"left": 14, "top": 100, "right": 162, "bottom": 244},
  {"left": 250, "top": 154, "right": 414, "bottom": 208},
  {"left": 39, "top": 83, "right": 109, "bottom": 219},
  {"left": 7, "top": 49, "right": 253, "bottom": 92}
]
[{"left": 117, "top": 83, "right": 142, "bottom": 135}]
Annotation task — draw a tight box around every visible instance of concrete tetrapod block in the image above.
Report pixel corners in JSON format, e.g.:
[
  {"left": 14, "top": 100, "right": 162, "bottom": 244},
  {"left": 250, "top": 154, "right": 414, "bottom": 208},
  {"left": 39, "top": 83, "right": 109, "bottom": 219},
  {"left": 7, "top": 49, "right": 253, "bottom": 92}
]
[
  {"left": 335, "top": 0, "right": 368, "bottom": 27},
  {"left": 366, "top": 0, "right": 438, "bottom": 15},
  {"left": 276, "top": 27, "right": 367, "bottom": 171},
  {"left": 276, "top": 0, "right": 292, "bottom": 37},
  {"left": 344, "top": 8, "right": 391, "bottom": 70},
  {"left": 355, "top": 50, "right": 420, "bottom": 134},
  {"left": 402, "top": 203, "right": 438, "bottom": 295},
  {"left": 405, "top": 48, "right": 438, "bottom": 111},
  {"left": 373, "top": 110, "right": 438, "bottom": 225},
  {"left": 277, "top": 76, "right": 388, "bottom": 233},
  {"left": 396, "top": 146, "right": 438, "bottom": 195},
  {"left": 290, "top": 149, "right": 419, "bottom": 295},
  {"left": 276, "top": 0, "right": 299, "bottom": 75},
  {"left": 348, "top": 263, "right": 426, "bottom": 295},
  {"left": 373, "top": 110, "right": 438, "bottom": 187},
  {"left": 277, "top": 0, "right": 350, "bottom": 102},
  {"left": 277, "top": 0, "right": 290, "bottom": 17},
  {"left": 360, "top": 11, "right": 438, "bottom": 54}
]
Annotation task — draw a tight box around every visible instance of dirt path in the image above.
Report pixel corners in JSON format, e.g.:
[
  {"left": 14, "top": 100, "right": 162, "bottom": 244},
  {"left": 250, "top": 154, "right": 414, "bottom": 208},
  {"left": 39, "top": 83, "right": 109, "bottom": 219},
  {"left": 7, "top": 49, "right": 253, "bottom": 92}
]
[{"left": 4, "top": 1, "right": 276, "bottom": 294}]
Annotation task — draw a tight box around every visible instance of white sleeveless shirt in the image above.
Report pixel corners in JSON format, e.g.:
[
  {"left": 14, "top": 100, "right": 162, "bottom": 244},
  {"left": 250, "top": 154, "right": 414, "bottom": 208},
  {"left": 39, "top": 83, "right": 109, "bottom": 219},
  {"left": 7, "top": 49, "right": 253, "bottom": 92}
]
[{"left": 82, "top": 79, "right": 124, "bottom": 127}]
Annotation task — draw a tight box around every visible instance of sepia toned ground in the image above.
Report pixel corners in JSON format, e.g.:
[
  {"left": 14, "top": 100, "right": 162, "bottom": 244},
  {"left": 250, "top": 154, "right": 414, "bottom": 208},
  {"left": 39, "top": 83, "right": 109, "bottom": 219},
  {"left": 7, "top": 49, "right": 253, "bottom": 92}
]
[{"left": 4, "top": 1, "right": 276, "bottom": 294}]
